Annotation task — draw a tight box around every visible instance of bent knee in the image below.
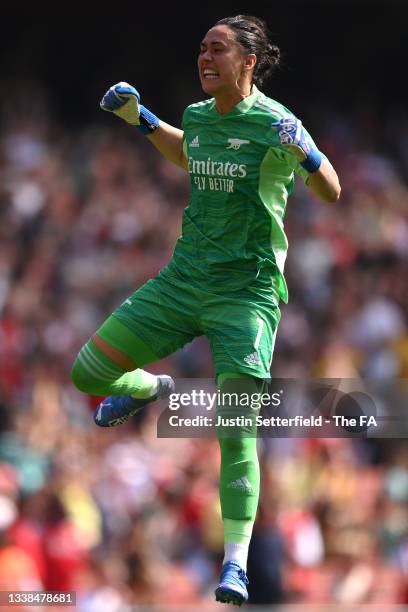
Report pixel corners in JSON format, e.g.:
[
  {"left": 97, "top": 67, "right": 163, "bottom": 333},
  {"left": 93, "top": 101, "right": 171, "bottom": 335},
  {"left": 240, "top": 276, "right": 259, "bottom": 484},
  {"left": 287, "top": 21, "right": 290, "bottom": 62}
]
[{"left": 71, "top": 356, "right": 94, "bottom": 393}]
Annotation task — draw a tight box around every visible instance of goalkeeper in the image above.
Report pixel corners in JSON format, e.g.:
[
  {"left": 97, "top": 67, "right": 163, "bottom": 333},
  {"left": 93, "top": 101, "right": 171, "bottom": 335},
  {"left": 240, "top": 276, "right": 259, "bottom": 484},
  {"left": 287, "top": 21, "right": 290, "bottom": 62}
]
[{"left": 71, "top": 14, "right": 340, "bottom": 606}]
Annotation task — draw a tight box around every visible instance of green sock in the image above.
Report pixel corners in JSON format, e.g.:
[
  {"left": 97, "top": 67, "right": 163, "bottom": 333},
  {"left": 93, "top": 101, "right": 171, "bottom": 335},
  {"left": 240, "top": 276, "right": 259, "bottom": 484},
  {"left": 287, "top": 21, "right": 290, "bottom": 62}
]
[
  {"left": 71, "top": 339, "right": 157, "bottom": 397},
  {"left": 217, "top": 373, "right": 261, "bottom": 522},
  {"left": 131, "top": 371, "right": 158, "bottom": 398},
  {"left": 224, "top": 518, "right": 254, "bottom": 545},
  {"left": 216, "top": 373, "right": 263, "bottom": 571}
]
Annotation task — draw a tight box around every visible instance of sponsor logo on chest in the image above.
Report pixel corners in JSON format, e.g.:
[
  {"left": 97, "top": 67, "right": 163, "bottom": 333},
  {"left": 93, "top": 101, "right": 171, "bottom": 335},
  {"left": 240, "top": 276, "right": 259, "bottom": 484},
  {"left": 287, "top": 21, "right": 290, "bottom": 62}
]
[{"left": 188, "top": 137, "right": 251, "bottom": 193}]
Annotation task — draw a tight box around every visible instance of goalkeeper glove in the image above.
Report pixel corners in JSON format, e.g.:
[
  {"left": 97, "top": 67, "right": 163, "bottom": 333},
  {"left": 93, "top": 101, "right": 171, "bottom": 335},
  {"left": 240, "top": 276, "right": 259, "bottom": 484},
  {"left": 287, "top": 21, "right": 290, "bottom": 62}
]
[
  {"left": 272, "top": 117, "right": 322, "bottom": 173},
  {"left": 100, "top": 82, "right": 160, "bottom": 135}
]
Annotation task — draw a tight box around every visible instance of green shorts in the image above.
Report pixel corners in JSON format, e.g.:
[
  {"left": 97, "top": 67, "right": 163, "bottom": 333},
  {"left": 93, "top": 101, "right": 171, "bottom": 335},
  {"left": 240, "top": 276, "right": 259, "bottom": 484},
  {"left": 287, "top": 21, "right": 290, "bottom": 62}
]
[{"left": 98, "top": 270, "right": 281, "bottom": 378}]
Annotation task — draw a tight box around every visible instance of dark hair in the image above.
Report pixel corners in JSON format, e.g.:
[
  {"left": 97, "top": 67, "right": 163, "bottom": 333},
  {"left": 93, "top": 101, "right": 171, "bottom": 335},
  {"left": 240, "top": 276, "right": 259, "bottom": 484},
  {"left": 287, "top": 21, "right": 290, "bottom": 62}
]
[{"left": 215, "top": 15, "right": 280, "bottom": 87}]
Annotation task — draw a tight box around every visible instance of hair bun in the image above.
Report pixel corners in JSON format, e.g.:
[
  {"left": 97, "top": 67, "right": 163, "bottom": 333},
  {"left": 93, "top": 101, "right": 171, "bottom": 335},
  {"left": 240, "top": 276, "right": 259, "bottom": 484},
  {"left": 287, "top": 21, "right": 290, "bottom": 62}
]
[
  {"left": 215, "top": 15, "right": 281, "bottom": 87},
  {"left": 268, "top": 44, "right": 281, "bottom": 67}
]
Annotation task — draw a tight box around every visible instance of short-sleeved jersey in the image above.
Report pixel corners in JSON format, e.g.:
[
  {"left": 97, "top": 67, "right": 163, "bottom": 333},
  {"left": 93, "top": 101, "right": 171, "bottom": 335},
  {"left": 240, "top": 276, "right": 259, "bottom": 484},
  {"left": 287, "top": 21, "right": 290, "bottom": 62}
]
[{"left": 164, "top": 85, "right": 309, "bottom": 303}]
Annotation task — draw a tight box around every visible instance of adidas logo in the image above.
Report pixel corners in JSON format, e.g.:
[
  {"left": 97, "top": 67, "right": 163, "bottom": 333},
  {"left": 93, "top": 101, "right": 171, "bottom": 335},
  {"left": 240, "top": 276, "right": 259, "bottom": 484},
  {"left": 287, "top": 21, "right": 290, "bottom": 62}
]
[
  {"left": 243, "top": 351, "right": 261, "bottom": 365},
  {"left": 190, "top": 135, "right": 200, "bottom": 148},
  {"left": 227, "top": 477, "right": 254, "bottom": 493}
]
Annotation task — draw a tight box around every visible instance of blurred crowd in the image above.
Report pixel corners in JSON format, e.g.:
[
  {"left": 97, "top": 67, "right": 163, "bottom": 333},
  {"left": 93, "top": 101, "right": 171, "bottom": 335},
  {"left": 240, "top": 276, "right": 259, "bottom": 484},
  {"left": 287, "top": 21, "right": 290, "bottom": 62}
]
[{"left": 0, "top": 83, "right": 408, "bottom": 609}]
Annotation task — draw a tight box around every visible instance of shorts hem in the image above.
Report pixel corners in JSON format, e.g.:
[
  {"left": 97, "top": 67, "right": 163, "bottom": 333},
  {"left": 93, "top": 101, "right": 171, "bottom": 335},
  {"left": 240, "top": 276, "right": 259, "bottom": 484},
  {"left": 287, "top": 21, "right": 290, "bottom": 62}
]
[{"left": 214, "top": 364, "right": 271, "bottom": 380}]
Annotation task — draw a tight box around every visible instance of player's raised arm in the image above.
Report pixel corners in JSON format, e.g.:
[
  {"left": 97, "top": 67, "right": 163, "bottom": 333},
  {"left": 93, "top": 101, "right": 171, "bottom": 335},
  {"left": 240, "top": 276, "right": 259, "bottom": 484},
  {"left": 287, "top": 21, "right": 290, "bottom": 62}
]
[
  {"left": 306, "top": 156, "right": 340, "bottom": 203},
  {"left": 100, "top": 82, "right": 187, "bottom": 170},
  {"left": 272, "top": 117, "right": 341, "bottom": 203}
]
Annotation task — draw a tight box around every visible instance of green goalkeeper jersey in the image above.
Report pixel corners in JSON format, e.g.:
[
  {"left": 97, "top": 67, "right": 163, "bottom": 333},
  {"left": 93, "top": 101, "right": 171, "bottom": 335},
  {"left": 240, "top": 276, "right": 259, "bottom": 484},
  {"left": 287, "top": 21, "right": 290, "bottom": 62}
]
[{"left": 164, "top": 85, "right": 310, "bottom": 303}]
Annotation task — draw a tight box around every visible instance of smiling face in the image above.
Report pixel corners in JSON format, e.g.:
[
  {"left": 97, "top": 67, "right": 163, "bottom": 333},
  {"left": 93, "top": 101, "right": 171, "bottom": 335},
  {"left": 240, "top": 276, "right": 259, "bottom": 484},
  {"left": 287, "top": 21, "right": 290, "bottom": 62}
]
[{"left": 198, "top": 25, "right": 256, "bottom": 99}]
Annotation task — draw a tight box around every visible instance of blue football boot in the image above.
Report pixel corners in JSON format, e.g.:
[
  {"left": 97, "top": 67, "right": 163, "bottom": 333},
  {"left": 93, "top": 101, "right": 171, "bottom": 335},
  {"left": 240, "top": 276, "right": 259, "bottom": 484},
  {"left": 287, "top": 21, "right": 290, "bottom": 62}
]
[
  {"left": 93, "top": 375, "right": 175, "bottom": 427},
  {"left": 215, "top": 561, "right": 249, "bottom": 606}
]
